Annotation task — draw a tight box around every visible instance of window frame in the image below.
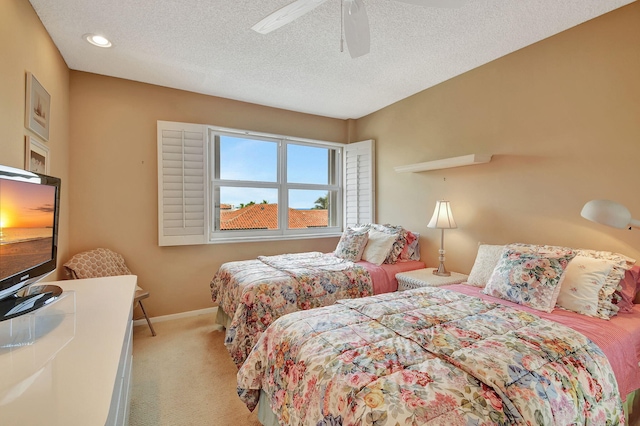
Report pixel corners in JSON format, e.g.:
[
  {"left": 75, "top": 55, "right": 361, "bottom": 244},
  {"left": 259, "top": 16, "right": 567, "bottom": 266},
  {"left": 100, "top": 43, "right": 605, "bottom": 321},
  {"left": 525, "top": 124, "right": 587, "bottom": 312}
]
[{"left": 207, "top": 126, "right": 344, "bottom": 244}]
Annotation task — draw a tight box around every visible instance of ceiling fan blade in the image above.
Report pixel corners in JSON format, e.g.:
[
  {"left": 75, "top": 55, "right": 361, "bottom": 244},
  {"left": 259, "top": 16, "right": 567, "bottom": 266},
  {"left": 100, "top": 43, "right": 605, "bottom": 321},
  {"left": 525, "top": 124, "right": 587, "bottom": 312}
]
[
  {"left": 252, "top": 0, "right": 329, "bottom": 34},
  {"left": 392, "top": 0, "right": 469, "bottom": 8},
  {"left": 343, "top": 0, "right": 370, "bottom": 58}
]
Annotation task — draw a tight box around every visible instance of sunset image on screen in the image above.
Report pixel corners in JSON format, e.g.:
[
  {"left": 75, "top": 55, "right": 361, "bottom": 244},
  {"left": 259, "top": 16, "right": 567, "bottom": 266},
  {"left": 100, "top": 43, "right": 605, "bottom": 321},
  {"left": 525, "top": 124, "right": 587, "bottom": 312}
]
[{"left": 0, "top": 179, "right": 56, "bottom": 280}]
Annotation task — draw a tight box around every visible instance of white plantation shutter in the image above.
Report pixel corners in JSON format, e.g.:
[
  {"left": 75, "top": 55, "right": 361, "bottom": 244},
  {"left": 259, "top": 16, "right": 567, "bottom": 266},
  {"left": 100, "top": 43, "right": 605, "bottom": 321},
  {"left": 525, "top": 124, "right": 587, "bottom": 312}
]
[
  {"left": 157, "top": 121, "right": 208, "bottom": 246},
  {"left": 343, "top": 139, "right": 375, "bottom": 227}
]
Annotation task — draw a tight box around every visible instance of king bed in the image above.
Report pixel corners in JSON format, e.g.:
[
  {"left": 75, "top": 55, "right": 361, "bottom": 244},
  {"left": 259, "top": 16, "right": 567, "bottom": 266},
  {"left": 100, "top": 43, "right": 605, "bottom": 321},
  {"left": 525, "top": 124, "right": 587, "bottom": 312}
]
[{"left": 236, "top": 243, "right": 640, "bottom": 425}]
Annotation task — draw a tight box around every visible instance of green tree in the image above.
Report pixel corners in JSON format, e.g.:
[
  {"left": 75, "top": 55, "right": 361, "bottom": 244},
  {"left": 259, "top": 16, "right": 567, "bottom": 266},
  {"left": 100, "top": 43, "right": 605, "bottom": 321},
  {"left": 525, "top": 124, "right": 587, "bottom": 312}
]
[{"left": 313, "top": 194, "right": 328, "bottom": 210}]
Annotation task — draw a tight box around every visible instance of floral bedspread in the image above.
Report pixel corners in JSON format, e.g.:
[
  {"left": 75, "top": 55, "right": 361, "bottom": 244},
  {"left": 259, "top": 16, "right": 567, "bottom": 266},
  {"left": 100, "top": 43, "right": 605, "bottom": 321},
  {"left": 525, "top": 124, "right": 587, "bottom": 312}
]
[
  {"left": 237, "top": 287, "right": 624, "bottom": 425},
  {"left": 210, "top": 252, "right": 373, "bottom": 368}
]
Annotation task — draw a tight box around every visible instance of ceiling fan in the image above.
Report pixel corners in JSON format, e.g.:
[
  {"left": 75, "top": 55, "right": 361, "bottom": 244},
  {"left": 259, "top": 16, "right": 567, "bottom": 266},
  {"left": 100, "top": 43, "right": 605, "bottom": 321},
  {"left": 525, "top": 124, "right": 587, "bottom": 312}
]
[{"left": 251, "top": 0, "right": 469, "bottom": 58}]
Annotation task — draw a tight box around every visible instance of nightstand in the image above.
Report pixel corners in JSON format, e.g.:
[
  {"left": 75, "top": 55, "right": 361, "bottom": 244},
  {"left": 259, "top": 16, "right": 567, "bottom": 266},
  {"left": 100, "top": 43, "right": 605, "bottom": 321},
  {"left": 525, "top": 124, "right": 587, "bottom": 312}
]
[{"left": 396, "top": 268, "right": 468, "bottom": 291}]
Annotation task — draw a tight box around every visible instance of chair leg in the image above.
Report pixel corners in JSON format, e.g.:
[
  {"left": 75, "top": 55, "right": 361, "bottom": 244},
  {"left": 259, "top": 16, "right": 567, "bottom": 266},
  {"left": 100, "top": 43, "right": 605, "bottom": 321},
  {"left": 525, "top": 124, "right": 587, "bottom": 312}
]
[{"left": 138, "top": 299, "right": 157, "bottom": 336}]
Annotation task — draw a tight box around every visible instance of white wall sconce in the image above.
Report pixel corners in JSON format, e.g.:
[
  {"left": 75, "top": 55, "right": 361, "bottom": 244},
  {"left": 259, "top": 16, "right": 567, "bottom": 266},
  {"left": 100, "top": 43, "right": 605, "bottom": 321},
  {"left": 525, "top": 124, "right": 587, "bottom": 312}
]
[{"left": 580, "top": 199, "right": 640, "bottom": 230}]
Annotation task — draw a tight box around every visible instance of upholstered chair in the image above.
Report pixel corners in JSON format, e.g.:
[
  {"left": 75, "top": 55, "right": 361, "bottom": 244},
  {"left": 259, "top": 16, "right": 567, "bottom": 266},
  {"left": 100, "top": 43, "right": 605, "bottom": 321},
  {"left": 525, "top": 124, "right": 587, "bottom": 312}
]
[{"left": 63, "top": 248, "right": 156, "bottom": 336}]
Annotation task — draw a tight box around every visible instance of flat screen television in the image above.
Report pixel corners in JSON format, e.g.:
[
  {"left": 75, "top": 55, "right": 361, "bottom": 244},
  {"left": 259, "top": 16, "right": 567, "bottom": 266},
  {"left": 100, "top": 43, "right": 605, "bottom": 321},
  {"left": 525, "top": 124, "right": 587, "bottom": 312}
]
[{"left": 0, "top": 164, "right": 61, "bottom": 321}]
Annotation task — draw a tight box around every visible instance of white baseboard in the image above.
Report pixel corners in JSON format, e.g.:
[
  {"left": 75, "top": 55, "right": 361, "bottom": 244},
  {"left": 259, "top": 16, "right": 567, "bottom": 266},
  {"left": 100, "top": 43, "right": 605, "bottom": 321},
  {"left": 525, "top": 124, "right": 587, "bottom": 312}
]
[{"left": 133, "top": 306, "right": 217, "bottom": 327}]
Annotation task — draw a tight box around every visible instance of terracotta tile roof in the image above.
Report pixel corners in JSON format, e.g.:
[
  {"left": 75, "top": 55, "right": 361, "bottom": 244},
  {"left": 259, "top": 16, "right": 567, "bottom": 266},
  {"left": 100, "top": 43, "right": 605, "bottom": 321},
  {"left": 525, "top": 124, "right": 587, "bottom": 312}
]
[
  {"left": 220, "top": 204, "right": 327, "bottom": 230},
  {"left": 291, "top": 209, "right": 328, "bottom": 228}
]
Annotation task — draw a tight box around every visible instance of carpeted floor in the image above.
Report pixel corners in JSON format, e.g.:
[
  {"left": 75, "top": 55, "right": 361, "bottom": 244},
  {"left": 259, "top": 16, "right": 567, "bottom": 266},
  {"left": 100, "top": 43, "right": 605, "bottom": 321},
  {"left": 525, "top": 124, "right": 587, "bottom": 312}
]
[{"left": 129, "top": 312, "right": 261, "bottom": 426}]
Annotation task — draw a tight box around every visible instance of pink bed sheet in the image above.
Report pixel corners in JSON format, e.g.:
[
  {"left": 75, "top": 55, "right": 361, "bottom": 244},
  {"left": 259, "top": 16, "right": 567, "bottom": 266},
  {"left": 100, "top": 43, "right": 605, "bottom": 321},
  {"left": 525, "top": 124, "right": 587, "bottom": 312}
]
[
  {"left": 444, "top": 283, "right": 640, "bottom": 399},
  {"left": 359, "top": 260, "right": 425, "bottom": 294}
]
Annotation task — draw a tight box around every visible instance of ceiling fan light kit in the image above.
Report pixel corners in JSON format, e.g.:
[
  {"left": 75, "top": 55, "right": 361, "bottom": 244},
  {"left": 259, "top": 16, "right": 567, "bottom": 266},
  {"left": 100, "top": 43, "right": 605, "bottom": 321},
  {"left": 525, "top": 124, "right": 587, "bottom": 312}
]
[{"left": 252, "top": 0, "right": 470, "bottom": 58}]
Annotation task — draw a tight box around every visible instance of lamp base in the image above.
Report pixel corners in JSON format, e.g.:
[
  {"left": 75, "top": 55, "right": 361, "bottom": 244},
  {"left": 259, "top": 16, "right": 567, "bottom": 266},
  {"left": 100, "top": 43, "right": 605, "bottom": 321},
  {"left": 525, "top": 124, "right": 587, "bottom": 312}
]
[
  {"left": 433, "top": 263, "right": 451, "bottom": 277},
  {"left": 433, "top": 245, "right": 451, "bottom": 276}
]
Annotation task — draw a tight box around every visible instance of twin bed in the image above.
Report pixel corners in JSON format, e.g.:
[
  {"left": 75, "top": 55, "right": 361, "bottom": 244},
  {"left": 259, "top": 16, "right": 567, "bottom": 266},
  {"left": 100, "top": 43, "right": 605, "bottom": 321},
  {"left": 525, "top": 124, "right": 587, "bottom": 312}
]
[
  {"left": 211, "top": 251, "right": 424, "bottom": 367},
  {"left": 210, "top": 228, "right": 640, "bottom": 425}
]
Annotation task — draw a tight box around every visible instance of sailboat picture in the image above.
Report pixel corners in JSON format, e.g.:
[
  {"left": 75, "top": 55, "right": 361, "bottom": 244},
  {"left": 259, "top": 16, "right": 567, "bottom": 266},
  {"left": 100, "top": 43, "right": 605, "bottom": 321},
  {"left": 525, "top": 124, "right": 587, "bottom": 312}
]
[{"left": 25, "top": 72, "right": 51, "bottom": 141}]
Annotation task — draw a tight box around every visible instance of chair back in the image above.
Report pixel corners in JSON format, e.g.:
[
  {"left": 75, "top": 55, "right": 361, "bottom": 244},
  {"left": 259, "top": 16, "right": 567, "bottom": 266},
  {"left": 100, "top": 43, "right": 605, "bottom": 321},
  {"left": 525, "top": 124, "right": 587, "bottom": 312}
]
[{"left": 64, "top": 248, "right": 132, "bottom": 279}]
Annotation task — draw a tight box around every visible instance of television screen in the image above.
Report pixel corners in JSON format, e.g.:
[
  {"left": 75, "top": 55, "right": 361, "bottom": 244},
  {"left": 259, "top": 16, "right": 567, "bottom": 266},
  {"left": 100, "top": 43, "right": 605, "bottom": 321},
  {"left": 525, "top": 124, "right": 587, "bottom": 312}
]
[
  {"left": 0, "top": 165, "right": 60, "bottom": 303},
  {"left": 0, "top": 179, "right": 56, "bottom": 280}
]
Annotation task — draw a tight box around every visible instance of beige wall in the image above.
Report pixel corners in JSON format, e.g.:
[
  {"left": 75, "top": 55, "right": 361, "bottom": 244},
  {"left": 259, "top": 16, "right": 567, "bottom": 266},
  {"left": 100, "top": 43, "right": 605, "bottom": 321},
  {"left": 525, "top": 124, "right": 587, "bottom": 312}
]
[
  {"left": 68, "top": 72, "right": 347, "bottom": 316},
  {"left": 7, "top": 0, "right": 639, "bottom": 318},
  {"left": 0, "top": 0, "right": 70, "bottom": 280},
  {"left": 356, "top": 2, "right": 640, "bottom": 275}
]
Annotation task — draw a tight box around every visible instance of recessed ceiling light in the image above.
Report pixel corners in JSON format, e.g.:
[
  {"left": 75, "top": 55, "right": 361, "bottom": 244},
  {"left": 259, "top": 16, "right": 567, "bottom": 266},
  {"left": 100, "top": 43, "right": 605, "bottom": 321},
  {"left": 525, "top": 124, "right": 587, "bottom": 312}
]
[{"left": 84, "top": 34, "right": 112, "bottom": 48}]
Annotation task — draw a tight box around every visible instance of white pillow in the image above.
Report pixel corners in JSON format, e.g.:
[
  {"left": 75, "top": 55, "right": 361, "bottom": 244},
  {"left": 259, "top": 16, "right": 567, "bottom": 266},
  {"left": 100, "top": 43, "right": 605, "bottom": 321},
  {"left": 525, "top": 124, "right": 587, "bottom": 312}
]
[
  {"left": 556, "top": 255, "right": 613, "bottom": 317},
  {"left": 466, "top": 244, "right": 505, "bottom": 287},
  {"left": 361, "top": 229, "right": 398, "bottom": 266}
]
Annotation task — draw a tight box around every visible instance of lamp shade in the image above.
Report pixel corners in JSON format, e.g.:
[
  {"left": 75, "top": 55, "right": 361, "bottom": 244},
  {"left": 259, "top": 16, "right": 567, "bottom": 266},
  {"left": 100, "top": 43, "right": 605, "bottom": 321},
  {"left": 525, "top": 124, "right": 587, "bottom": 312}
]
[
  {"left": 428, "top": 200, "right": 457, "bottom": 229},
  {"left": 580, "top": 199, "right": 640, "bottom": 230}
]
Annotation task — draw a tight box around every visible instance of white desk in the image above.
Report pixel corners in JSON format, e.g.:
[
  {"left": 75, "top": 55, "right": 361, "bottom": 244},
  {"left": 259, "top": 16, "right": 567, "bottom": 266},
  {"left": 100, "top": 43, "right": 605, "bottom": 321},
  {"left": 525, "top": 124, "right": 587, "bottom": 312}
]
[{"left": 0, "top": 275, "right": 136, "bottom": 426}]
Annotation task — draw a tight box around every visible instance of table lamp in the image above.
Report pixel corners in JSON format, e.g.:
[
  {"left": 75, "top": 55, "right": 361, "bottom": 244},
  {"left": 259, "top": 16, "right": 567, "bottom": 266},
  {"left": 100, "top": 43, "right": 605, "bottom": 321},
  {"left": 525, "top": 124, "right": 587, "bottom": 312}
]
[{"left": 428, "top": 200, "right": 457, "bottom": 276}]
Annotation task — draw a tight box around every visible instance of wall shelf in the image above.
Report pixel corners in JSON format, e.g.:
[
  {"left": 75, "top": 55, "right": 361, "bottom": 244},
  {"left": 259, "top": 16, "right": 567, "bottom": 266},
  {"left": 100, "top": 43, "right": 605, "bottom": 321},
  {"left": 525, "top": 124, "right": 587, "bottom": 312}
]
[{"left": 394, "top": 154, "right": 492, "bottom": 173}]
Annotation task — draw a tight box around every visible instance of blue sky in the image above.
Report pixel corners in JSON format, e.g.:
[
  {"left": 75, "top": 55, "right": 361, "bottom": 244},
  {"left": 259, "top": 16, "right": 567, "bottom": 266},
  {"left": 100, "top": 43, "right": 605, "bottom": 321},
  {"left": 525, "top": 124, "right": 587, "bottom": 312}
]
[{"left": 219, "top": 136, "right": 331, "bottom": 209}]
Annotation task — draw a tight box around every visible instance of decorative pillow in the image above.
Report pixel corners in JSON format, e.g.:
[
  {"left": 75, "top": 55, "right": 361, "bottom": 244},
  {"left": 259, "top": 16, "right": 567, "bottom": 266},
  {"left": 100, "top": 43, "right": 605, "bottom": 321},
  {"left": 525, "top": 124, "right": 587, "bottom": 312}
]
[
  {"left": 556, "top": 256, "right": 612, "bottom": 317},
  {"left": 361, "top": 229, "right": 398, "bottom": 266},
  {"left": 386, "top": 228, "right": 408, "bottom": 264},
  {"left": 334, "top": 228, "right": 369, "bottom": 261},
  {"left": 483, "top": 244, "right": 576, "bottom": 313},
  {"left": 63, "top": 247, "right": 132, "bottom": 279},
  {"left": 354, "top": 223, "right": 404, "bottom": 264},
  {"left": 615, "top": 266, "right": 640, "bottom": 313},
  {"left": 575, "top": 249, "right": 636, "bottom": 319},
  {"left": 466, "top": 244, "right": 505, "bottom": 287},
  {"left": 399, "top": 231, "right": 421, "bottom": 261}
]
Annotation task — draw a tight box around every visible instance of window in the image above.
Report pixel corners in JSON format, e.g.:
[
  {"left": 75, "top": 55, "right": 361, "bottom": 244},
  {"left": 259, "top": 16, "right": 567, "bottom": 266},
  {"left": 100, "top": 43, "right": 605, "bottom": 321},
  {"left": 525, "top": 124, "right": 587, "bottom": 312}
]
[
  {"left": 210, "top": 130, "right": 341, "bottom": 241},
  {"left": 157, "top": 121, "right": 373, "bottom": 246}
]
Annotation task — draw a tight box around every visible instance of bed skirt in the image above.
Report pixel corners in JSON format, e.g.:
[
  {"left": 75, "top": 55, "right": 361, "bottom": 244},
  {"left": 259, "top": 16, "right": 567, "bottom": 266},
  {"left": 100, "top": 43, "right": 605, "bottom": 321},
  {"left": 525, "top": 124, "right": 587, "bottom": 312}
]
[
  {"left": 257, "top": 390, "right": 279, "bottom": 426},
  {"left": 257, "top": 389, "right": 640, "bottom": 426},
  {"left": 215, "top": 306, "right": 232, "bottom": 329}
]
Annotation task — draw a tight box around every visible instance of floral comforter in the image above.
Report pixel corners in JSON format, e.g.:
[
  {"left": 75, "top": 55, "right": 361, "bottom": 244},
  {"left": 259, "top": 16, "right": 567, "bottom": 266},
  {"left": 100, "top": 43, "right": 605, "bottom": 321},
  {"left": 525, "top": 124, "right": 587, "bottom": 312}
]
[
  {"left": 237, "top": 287, "right": 624, "bottom": 425},
  {"left": 210, "top": 252, "right": 373, "bottom": 368}
]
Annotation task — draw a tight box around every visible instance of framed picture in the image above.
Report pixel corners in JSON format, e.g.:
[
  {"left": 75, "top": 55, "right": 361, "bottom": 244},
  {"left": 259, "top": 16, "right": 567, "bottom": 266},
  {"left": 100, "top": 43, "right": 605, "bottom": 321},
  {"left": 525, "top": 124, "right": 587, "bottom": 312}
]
[
  {"left": 25, "top": 136, "right": 50, "bottom": 174},
  {"left": 25, "top": 72, "right": 51, "bottom": 141}
]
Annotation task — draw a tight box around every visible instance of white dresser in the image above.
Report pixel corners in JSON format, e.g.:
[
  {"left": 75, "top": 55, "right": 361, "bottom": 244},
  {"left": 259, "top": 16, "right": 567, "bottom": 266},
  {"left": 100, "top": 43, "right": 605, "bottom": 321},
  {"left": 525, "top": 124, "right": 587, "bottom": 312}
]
[{"left": 0, "top": 275, "right": 136, "bottom": 426}]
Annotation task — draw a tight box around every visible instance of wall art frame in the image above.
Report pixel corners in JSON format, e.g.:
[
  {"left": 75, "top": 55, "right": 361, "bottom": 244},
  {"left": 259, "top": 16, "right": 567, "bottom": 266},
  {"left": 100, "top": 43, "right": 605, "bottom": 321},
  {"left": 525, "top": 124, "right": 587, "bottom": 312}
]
[
  {"left": 25, "top": 72, "right": 51, "bottom": 142},
  {"left": 25, "top": 135, "right": 50, "bottom": 174}
]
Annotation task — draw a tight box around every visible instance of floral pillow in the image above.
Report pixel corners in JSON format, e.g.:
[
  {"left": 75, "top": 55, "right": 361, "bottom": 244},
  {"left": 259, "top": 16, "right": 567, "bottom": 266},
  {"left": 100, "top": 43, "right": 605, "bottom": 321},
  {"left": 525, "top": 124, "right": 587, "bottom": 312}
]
[
  {"left": 334, "top": 228, "right": 369, "bottom": 262},
  {"left": 556, "top": 255, "right": 612, "bottom": 317},
  {"left": 616, "top": 266, "right": 640, "bottom": 313},
  {"left": 483, "top": 244, "right": 576, "bottom": 313},
  {"left": 399, "top": 231, "right": 421, "bottom": 261},
  {"left": 382, "top": 225, "right": 407, "bottom": 264}
]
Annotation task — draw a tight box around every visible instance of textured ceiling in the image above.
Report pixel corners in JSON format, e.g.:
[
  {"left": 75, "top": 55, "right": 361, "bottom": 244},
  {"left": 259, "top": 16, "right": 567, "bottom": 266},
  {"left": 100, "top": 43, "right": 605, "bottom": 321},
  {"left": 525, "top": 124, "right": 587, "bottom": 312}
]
[{"left": 29, "top": 0, "right": 634, "bottom": 119}]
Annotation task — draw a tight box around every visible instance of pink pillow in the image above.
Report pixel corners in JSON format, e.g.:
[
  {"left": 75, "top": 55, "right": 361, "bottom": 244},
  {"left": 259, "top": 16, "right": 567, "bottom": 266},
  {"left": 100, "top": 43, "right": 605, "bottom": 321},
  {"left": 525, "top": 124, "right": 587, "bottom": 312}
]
[
  {"left": 399, "top": 231, "right": 417, "bottom": 260},
  {"left": 616, "top": 265, "right": 640, "bottom": 313}
]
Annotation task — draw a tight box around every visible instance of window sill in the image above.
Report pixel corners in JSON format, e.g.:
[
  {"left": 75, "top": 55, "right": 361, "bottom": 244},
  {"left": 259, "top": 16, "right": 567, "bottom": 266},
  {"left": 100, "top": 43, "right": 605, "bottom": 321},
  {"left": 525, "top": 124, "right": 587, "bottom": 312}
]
[{"left": 208, "top": 232, "right": 342, "bottom": 245}]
